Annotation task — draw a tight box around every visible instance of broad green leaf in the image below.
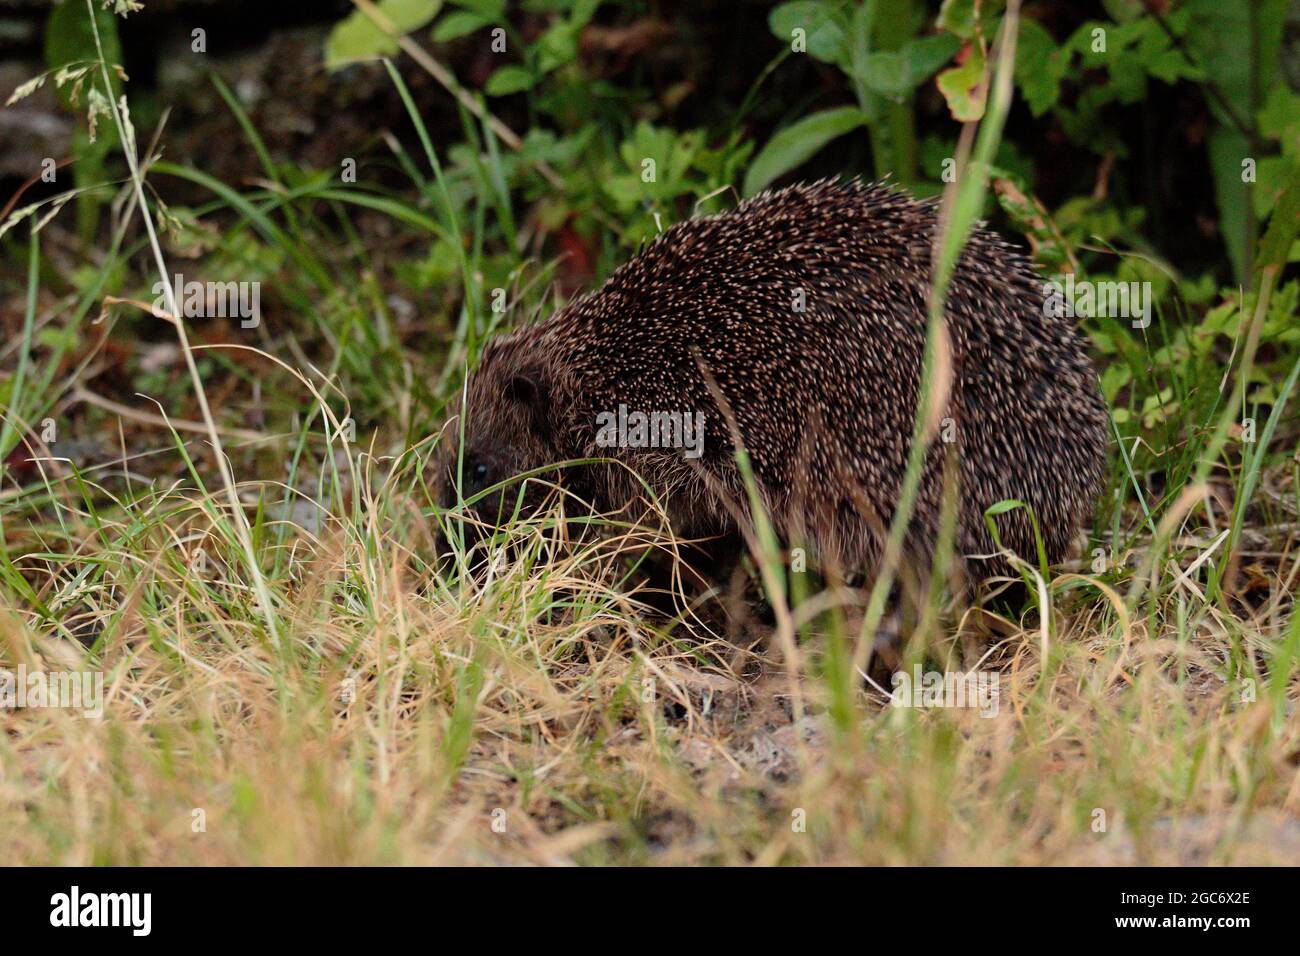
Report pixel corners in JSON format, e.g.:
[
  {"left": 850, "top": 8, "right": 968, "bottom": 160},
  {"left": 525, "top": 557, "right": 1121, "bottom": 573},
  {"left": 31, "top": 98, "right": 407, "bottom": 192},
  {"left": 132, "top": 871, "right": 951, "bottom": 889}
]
[
  {"left": 431, "top": 11, "right": 491, "bottom": 42},
  {"left": 856, "top": 50, "right": 909, "bottom": 94},
  {"left": 938, "top": 0, "right": 978, "bottom": 39},
  {"left": 1208, "top": 128, "right": 1251, "bottom": 283},
  {"left": 1255, "top": 173, "right": 1300, "bottom": 279},
  {"left": 1101, "top": 0, "right": 1147, "bottom": 22},
  {"left": 769, "top": 1, "right": 848, "bottom": 65},
  {"left": 325, "top": 0, "right": 443, "bottom": 69},
  {"left": 936, "top": 43, "right": 986, "bottom": 122},
  {"left": 484, "top": 65, "right": 537, "bottom": 96},
  {"left": 451, "top": 0, "right": 505, "bottom": 16},
  {"left": 906, "top": 34, "right": 962, "bottom": 82},
  {"left": 743, "top": 106, "right": 866, "bottom": 197},
  {"left": 1185, "top": 0, "right": 1287, "bottom": 129},
  {"left": 1183, "top": 0, "right": 1287, "bottom": 283},
  {"left": 1259, "top": 85, "right": 1300, "bottom": 155},
  {"left": 1253, "top": 158, "right": 1292, "bottom": 221},
  {"left": 609, "top": 123, "right": 703, "bottom": 206},
  {"left": 854, "top": 34, "right": 960, "bottom": 95},
  {"left": 1014, "top": 18, "right": 1064, "bottom": 116},
  {"left": 537, "top": 19, "right": 582, "bottom": 72},
  {"left": 939, "top": 0, "right": 1005, "bottom": 40}
]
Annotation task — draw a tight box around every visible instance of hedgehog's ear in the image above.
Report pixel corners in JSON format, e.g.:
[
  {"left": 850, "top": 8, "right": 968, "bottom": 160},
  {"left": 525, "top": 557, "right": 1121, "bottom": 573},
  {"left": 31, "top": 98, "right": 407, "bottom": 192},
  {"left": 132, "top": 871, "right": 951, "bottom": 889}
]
[
  {"left": 503, "top": 366, "right": 551, "bottom": 436},
  {"left": 503, "top": 370, "right": 543, "bottom": 406}
]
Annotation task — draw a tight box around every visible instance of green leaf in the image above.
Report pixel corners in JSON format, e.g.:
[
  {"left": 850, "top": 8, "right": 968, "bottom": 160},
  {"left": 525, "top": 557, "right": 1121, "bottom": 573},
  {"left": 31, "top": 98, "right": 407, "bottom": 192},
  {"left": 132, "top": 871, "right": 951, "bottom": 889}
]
[
  {"left": 1145, "top": 47, "right": 1202, "bottom": 85},
  {"left": 1208, "top": 128, "right": 1251, "bottom": 283},
  {"left": 1014, "top": 18, "right": 1065, "bottom": 117},
  {"left": 1184, "top": 0, "right": 1287, "bottom": 130},
  {"left": 607, "top": 123, "right": 703, "bottom": 207},
  {"left": 854, "top": 34, "right": 960, "bottom": 95},
  {"left": 939, "top": 0, "right": 1006, "bottom": 40},
  {"left": 1101, "top": 0, "right": 1148, "bottom": 23},
  {"left": 906, "top": 34, "right": 963, "bottom": 82},
  {"left": 938, "top": 0, "right": 978, "bottom": 39},
  {"left": 484, "top": 65, "right": 537, "bottom": 96},
  {"left": 742, "top": 106, "right": 866, "bottom": 197},
  {"left": 856, "top": 50, "right": 909, "bottom": 94},
  {"left": 537, "top": 18, "right": 583, "bottom": 72},
  {"left": 769, "top": 1, "right": 848, "bottom": 65},
  {"left": 1255, "top": 172, "right": 1300, "bottom": 279},
  {"left": 984, "top": 498, "right": 1026, "bottom": 518},
  {"left": 451, "top": 0, "right": 505, "bottom": 16},
  {"left": 431, "top": 11, "right": 491, "bottom": 42},
  {"left": 1258, "top": 84, "right": 1300, "bottom": 161},
  {"left": 936, "top": 43, "right": 986, "bottom": 122},
  {"left": 325, "top": 0, "right": 443, "bottom": 69}
]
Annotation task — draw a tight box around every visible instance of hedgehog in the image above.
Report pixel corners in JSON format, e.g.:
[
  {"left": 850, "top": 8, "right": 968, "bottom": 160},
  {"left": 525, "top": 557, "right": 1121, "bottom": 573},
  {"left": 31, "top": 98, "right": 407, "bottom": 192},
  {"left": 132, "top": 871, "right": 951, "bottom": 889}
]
[{"left": 439, "top": 178, "right": 1109, "bottom": 590}]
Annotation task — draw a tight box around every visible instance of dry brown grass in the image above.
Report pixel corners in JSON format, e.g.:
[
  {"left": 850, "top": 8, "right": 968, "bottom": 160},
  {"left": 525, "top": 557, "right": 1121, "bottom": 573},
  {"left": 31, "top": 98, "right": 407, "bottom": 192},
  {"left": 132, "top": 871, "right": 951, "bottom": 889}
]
[{"left": 3, "top": 455, "right": 1297, "bottom": 865}]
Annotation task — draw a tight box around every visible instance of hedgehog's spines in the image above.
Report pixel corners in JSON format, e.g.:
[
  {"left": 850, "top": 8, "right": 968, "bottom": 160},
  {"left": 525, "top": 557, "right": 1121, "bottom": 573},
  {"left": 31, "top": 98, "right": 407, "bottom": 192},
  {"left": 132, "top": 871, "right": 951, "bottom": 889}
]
[{"left": 455, "top": 179, "right": 1109, "bottom": 583}]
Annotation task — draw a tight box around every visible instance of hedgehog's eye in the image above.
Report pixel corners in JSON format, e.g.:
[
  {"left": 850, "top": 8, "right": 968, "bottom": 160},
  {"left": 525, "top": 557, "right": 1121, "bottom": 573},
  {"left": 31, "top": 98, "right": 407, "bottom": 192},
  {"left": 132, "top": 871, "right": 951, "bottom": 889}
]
[{"left": 473, "top": 462, "right": 490, "bottom": 482}]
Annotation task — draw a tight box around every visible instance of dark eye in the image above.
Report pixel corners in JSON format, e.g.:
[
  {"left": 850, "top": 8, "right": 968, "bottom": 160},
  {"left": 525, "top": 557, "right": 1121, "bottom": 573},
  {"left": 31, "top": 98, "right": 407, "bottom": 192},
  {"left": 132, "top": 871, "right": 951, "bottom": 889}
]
[{"left": 473, "top": 462, "right": 490, "bottom": 482}]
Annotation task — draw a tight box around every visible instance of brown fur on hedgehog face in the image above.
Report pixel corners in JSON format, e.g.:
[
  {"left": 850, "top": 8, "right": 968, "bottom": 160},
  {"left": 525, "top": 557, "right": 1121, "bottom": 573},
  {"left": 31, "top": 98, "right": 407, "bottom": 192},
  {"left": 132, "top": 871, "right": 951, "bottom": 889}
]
[{"left": 436, "top": 334, "right": 575, "bottom": 528}]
